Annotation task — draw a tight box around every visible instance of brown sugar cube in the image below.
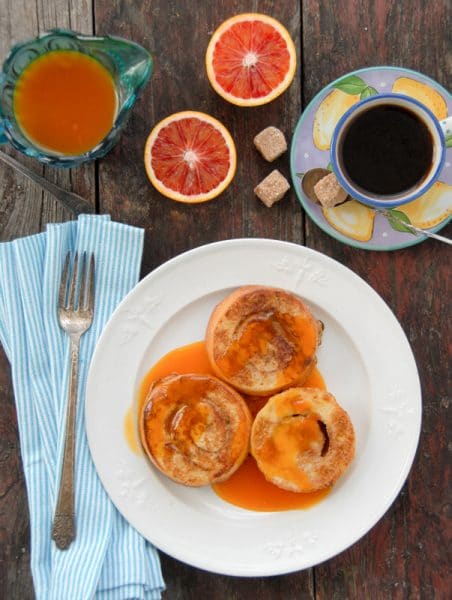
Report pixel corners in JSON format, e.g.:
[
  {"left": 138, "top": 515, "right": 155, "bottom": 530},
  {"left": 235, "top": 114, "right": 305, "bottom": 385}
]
[
  {"left": 254, "top": 170, "right": 290, "bottom": 207},
  {"left": 253, "top": 126, "right": 287, "bottom": 162},
  {"left": 313, "top": 172, "right": 348, "bottom": 208}
]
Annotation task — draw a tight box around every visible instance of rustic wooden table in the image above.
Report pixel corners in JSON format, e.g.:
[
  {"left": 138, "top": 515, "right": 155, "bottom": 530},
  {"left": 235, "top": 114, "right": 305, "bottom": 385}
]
[{"left": 0, "top": 1, "right": 450, "bottom": 598}]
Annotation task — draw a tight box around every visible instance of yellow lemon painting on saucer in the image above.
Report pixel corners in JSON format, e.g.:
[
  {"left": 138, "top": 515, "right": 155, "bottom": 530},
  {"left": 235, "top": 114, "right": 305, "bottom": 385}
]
[{"left": 290, "top": 67, "right": 451, "bottom": 250}]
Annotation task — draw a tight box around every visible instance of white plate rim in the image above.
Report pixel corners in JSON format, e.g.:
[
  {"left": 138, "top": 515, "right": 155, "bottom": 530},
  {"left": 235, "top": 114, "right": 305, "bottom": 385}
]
[{"left": 85, "top": 238, "right": 422, "bottom": 576}]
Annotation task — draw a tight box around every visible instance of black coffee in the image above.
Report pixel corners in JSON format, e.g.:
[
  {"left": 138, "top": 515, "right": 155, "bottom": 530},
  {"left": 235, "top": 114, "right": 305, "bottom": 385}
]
[{"left": 340, "top": 104, "right": 433, "bottom": 195}]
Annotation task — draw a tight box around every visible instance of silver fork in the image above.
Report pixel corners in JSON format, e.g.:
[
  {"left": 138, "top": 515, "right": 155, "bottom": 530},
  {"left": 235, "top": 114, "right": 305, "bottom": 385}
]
[{"left": 51, "top": 251, "right": 95, "bottom": 550}]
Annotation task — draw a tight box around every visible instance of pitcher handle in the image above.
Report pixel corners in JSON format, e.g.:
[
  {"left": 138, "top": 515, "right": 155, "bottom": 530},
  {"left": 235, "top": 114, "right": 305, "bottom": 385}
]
[
  {"left": 0, "top": 119, "right": 7, "bottom": 145},
  {"left": 440, "top": 116, "right": 452, "bottom": 148},
  {"left": 0, "top": 71, "right": 8, "bottom": 144}
]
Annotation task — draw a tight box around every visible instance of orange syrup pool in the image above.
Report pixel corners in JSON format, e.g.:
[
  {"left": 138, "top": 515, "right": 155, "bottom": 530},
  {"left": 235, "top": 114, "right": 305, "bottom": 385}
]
[
  {"left": 13, "top": 50, "right": 117, "bottom": 155},
  {"left": 127, "top": 340, "right": 331, "bottom": 511}
]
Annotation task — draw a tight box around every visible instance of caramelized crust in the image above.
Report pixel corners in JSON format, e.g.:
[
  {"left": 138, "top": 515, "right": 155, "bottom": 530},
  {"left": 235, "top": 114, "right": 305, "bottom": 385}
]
[
  {"left": 140, "top": 373, "right": 252, "bottom": 486},
  {"left": 251, "top": 387, "right": 355, "bottom": 492},
  {"left": 205, "top": 285, "right": 322, "bottom": 395}
]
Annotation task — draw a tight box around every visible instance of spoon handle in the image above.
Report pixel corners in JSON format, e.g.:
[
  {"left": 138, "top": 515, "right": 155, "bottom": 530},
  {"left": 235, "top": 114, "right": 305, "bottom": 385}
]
[
  {"left": 0, "top": 150, "right": 94, "bottom": 215},
  {"left": 379, "top": 208, "right": 451, "bottom": 246},
  {"left": 412, "top": 227, "right": 452, "bottom": 245}
]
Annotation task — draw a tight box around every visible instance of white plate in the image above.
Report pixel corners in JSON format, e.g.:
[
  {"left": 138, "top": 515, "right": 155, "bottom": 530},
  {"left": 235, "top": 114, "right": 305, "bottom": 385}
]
[{"left": 85, "top": 239, "right": 421, "bottom": 577}]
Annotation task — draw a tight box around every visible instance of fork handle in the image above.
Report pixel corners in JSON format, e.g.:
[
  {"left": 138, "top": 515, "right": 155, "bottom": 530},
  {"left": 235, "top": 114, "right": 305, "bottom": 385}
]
[{"left": 52, "top": 335, "right": 81, "bottom": 549}]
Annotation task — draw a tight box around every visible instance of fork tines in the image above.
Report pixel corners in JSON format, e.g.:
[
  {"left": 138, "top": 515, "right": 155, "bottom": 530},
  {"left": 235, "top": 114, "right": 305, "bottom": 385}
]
[{"left": 59, "top": 251, "right": 95, "bottom": 312}]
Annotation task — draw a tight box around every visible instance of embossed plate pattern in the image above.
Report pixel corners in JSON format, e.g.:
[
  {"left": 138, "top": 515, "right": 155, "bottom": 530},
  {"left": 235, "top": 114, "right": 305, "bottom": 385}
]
[{"left": 85, "top": 239, "right": 421, "bottom": 576}]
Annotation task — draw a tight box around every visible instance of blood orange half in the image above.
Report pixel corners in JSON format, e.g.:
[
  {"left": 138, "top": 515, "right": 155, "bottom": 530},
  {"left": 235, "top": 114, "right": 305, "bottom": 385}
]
[
  {"left": 205, "top": 13, "right": 297, "bottom": 107},
  {"left": 144, "top": 111, "right": 236, "bottom": 203}
]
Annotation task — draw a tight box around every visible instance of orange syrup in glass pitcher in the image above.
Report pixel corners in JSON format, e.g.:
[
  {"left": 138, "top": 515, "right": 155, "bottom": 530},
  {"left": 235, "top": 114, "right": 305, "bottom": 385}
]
[{"left": 13, "top": 50, "right": 117, "bottom": 156}]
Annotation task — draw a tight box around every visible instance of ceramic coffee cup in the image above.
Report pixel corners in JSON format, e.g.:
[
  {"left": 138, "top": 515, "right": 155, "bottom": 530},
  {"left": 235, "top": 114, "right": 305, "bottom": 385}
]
[{"left": 331, "top": 93, "right": 452, "bottom": 208}]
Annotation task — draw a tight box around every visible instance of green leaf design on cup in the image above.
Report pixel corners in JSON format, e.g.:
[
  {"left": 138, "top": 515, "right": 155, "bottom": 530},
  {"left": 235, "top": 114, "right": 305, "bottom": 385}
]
[
  {"left": 296, "top": 172, "right": 304, "bottom": 179},
  {"left": 333, "top": 74, "right": 368, "bottom": 95},
  {"left": 360, "top": 86, "right": 378, "bottom": 99},
  {"left": 384, "top": 209, "right": 415, "bottom": 234},
  {"left": 326, "top": 161, "right": 334, "bottom": 172}
]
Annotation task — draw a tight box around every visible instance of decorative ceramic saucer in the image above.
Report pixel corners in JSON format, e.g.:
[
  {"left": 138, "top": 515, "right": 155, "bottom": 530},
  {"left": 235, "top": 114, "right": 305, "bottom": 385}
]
[{"left": 290, "top": 67, "right": 451, "bottom": 251}]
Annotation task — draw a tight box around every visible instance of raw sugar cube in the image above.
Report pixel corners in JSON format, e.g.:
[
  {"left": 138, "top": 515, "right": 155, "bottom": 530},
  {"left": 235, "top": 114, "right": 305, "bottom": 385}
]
[
  {"left": 254, "top": 170, "right": 290, "bottom": 207},
  {"left": 253, "top": 126, "right": 287, "bottom": 162},
  {"left": 313, "top": 172, "right": 348, "bottom": 208}
]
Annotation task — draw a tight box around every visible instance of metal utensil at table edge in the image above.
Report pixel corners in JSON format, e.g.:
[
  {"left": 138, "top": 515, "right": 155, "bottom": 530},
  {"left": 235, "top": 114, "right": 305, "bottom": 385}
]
[
  {"left": 0, "top": 150, "right": 95, "bottom": 215},
  {"left": 52, "top": 252, "right": 95, "bottom": 550},
  {"left": 301, "top": 168, "right": 452, "bottom": 246}
]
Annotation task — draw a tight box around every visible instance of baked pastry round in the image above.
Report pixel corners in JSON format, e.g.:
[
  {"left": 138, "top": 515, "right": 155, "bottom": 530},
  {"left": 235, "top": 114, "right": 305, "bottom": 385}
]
[
  {"left": 205, "top": 285, "right": 322, "bottom": 395},
  {"left": 251, "top": 387, "right": 355, "bottom": 492},
  {"left": 140, "top": 373, "right": 252, "bottom": 486}
]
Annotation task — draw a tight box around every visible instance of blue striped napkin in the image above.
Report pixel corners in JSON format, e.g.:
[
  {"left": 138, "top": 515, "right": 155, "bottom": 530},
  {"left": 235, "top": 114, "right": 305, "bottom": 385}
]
[{"left": 0, "top": 215, "right": 165, "bottom": 600}]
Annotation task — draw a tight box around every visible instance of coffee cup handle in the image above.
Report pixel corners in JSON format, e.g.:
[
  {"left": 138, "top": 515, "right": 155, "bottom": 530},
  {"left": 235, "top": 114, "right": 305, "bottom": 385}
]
[{"left": 440, "top": 116, "right": 452, "bottom": 148}]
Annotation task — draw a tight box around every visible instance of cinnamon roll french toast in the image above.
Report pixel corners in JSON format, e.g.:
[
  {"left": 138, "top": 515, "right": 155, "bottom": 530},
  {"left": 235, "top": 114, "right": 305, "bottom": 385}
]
[
  {"left": 251, "top": 387, "right": 355, "bottom": 492},
  {"left": 205, "top": 285, "right": 322, "bottom": 396},
  {"left": 140, "top": 373, "right": 251, "bottom": 486}
]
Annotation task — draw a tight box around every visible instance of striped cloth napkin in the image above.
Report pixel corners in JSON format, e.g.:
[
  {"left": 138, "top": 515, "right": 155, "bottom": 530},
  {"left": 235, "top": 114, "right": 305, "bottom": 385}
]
[{"left": 0, "top": 215, "right": 165, "bottom": 600}]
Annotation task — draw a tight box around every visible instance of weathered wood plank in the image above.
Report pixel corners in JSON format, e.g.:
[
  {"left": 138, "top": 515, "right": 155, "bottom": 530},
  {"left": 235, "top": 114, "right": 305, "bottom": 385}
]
[
  {"left": 0, "top": 345, "right": 33, "bottom": 599},
  {"left": 0, "top": 2, "right": 94, "bottom": 597},
  {"left": 160, "top": 550, "right": 316, "bottom": 599},
  {"left": 302, "top": 1, "right": 451, "bottom": 598},
  {"left": 94, "top": 1, "right": 303, "bottom": 273}
]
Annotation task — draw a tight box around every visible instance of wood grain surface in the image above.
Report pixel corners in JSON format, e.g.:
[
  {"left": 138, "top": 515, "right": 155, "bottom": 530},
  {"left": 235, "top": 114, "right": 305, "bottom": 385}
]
[{"left": 0, "top": 1, "right": 450, "bottom": 599}]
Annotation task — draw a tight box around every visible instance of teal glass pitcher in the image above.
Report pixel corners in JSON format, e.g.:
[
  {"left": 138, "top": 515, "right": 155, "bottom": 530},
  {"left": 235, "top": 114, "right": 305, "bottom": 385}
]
[{"left": 0, "top": 29, "right": 153, "bottom": 167}]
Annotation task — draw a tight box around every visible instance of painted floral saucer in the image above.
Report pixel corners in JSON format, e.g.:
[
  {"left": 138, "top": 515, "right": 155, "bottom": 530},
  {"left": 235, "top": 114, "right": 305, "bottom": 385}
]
[{"left": 290, "top": 66, "right": 451, "bottom": 251}]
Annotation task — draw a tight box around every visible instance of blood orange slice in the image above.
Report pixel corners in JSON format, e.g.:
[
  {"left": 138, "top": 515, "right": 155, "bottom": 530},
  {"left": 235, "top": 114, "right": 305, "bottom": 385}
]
[
  {"left": 205, "top": 13, "right": 297, "bottom": 107},
  {"left": 144, "top": 111, "right": 236, "bottom": 203}
]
